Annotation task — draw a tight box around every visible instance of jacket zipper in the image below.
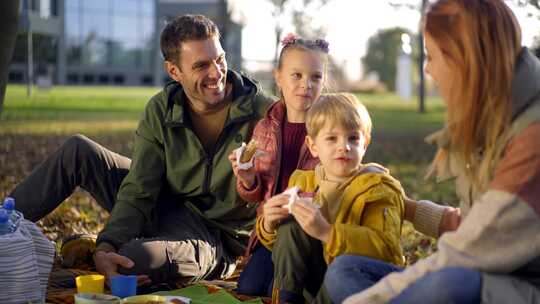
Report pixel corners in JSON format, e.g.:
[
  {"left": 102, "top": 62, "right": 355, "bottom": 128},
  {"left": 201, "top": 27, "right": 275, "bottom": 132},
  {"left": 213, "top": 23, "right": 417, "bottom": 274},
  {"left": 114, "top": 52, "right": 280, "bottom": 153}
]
[
  {"left": 203, "top": 115, "right": 255, "bottom": 193},
  {"left": 270, "top": 122, "right": 283, "bottom": 195},
  {"left": 203, "top": 156, "right": 213, "bottom": 193},
  {"left": 180, "top": 126, "right": 211, "bottom": 193}
]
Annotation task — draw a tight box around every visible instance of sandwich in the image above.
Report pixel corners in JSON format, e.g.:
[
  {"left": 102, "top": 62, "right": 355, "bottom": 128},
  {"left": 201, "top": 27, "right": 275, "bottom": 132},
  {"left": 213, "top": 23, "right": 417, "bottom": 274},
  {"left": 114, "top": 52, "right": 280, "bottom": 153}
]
[{"left": 240, "top": 139, "right": 258, "bottom": 163}]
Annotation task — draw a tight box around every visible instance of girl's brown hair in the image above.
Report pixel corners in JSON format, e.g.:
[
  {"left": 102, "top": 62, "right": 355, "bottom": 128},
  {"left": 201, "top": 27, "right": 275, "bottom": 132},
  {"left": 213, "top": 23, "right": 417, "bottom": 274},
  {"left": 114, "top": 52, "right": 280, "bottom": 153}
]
[{"left": 424, "top": 0, "right": 522, "bottom": 190}]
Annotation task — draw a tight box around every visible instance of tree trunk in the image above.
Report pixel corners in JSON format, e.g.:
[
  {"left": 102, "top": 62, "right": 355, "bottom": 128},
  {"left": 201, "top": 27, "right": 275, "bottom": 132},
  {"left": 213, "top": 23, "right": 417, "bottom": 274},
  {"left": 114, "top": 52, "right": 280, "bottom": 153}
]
[
  {"left": 418, "top": 0, "right": 427, "bottom": 113},
  {"left": 0, "top": 0, "right": 21, "bottom": 117}
]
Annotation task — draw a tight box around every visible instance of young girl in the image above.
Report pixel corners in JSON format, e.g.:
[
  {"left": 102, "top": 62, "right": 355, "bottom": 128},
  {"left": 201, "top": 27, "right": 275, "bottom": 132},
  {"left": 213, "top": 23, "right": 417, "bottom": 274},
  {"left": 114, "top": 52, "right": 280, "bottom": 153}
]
[
  {"left": 326, "top": 1, "right": 540, "bottom": 303},
  {"left": 228, "top": 34, "right": 329, "bottom": 296}
]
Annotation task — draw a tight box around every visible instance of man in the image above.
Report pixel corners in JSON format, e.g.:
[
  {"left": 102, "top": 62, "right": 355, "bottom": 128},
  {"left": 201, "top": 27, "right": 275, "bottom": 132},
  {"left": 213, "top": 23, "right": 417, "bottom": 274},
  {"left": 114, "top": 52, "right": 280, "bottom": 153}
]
[{"left": 10, "top": 14, "right": 274, "bottom": 285}]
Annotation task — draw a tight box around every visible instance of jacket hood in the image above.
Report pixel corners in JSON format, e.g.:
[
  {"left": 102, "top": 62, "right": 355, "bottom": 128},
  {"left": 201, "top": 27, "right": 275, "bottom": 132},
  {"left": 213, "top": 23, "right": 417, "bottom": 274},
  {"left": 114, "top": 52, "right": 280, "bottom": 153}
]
[
  {"left": 511, "top": 47, "right": 540, "bottom": 119},
  {"left": 351, "top": 163, "right": 405, "bottom": 198},
  {"left": 264, "top": 100, "right": 287, "bottom": 124}
]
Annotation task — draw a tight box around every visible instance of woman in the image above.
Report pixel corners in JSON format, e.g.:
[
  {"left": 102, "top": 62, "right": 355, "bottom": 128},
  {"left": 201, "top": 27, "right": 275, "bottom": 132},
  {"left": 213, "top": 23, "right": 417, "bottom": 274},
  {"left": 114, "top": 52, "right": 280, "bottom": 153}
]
[{"left": 325, "top": 0, "right": 540, "bottom": 303}]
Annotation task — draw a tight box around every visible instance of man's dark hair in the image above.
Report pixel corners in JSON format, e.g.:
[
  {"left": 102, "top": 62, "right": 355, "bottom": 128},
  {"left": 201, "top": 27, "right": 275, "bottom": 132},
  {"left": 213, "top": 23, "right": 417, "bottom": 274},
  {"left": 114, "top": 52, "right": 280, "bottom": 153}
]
[{"left": 160, "top": 14, "right": 220, "bottom": 65}]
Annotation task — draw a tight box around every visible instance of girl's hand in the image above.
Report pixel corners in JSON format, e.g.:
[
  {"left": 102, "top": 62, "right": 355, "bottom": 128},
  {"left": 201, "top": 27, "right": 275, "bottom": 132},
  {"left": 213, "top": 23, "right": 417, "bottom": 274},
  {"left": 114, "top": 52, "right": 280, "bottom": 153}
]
[
  {"left": 262, "top": 193, "right": 291, "bottom": 232},
  {"left": 228, "top": 151, "right": 256, "bottom": 189},
  {"left": 291, "top": 199, "right": 331, "bottom": 243}
]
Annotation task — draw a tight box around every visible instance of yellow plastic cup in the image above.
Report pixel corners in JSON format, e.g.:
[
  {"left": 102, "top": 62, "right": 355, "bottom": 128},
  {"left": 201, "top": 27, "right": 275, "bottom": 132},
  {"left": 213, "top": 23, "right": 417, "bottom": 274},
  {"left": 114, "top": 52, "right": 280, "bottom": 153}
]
[{"left": 76, "top": 274, "right": 105, "bottom": 293}]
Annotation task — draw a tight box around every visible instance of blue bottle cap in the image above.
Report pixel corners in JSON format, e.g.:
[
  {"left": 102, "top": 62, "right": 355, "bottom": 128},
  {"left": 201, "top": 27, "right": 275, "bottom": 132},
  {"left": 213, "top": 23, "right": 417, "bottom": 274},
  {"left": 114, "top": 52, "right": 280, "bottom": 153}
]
[{"left": 3, "top": 197, "right": 15, "bottom": 211}]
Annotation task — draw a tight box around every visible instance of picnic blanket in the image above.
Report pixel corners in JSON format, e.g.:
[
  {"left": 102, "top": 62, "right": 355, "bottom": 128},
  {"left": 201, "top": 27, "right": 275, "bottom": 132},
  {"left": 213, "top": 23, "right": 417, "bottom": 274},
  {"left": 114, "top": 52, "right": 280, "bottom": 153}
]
[
  {"left": 46, "top": 262, "right": 270, "bottom": 304},
  {"left": 155, "top": 284, "right": 265, "bottom": 304}
]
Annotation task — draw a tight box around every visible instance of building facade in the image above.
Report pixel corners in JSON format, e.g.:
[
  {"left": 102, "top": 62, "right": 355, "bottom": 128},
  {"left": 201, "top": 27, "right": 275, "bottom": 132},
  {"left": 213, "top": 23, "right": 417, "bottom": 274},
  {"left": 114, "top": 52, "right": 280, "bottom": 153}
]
[{"left": 9, "top": 0, "right": 242, "bottom": 87}]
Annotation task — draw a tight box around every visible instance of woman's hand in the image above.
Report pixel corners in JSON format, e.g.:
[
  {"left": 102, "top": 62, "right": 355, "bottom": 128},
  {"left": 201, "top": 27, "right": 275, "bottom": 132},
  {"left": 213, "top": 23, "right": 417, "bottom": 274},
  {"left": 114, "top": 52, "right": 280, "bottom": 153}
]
[
  {"left": 439, "top": 206, "right": 461, "bottom": 235},
  {"left": 262, "top": 193, "right": 291, "bottom": 232},
  {"left": 228, "top": 151, "right": 256, "bottom": 189},
  {"left": 291, "top": 199, "right": 331, "bottom": 243}
]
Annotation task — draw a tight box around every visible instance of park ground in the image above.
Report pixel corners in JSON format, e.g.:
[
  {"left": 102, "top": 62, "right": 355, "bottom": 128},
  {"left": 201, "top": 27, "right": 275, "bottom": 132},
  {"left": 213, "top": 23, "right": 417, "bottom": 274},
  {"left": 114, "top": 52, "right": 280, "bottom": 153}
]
[{"left": 0, "top": 84, "right": 456, "bottom": 271}]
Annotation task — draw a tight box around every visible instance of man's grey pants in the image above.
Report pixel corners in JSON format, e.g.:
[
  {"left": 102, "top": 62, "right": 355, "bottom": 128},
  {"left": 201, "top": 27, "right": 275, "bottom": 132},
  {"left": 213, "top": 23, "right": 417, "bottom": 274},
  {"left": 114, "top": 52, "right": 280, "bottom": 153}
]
[{"left": 10, "top": 134, "right": 237, "bottom": 284}]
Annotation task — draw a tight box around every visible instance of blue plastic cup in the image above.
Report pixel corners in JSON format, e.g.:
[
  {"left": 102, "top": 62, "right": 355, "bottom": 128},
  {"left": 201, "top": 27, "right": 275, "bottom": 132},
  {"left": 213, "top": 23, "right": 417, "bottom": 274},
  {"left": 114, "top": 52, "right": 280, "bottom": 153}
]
[{"left": 110, "top": 275, "right": 137, "bottom": 298}]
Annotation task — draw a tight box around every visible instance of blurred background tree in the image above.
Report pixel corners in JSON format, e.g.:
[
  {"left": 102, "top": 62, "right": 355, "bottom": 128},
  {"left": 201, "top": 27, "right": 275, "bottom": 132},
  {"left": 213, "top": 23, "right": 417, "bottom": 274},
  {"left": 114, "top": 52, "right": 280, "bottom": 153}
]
[
  {"left": 267, "top": 0, "right": 330, "bottom": 64},
  {"left": 362, "top": 27, "right": 417, "bottom": 92},
  {"left": 527, "top": 0, "right": 540, "bottom": 57}
]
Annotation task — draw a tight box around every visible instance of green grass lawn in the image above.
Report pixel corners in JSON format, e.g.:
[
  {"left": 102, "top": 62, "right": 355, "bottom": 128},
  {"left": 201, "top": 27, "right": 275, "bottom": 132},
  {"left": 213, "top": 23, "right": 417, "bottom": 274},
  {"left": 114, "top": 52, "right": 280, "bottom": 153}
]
[
  {"left": 1, "top": 85, "right": 446, "bottom": 135},
  {"left": 358, "top": 93, "right": 446, "bottom": 135},
  {"left": 0, "top": 85, "right": 452, "bottom": 263},
  {"left": 1, "top": 85, "right": 158, "bottom": 134}
]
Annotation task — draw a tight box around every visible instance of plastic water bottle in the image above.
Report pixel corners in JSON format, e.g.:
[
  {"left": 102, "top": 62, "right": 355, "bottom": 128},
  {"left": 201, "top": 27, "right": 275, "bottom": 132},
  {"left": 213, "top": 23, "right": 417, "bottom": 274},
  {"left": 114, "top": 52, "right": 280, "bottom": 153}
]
[
  {"left": 1, "top": 197, "right": 21, "bottom": 233},
  {"left": 0, "top": 209, "right": 11, "bottom": 235},
  {"left": 3, "top": 197, "right": 14, "bottom": 217}
]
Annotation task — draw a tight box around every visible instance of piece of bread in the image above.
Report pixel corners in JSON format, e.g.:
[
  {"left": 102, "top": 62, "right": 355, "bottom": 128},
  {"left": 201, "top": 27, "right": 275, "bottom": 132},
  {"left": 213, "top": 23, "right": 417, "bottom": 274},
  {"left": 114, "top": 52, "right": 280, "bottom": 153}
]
[{"left": 240, "top": 139, "right": 258, "bottom": 163}]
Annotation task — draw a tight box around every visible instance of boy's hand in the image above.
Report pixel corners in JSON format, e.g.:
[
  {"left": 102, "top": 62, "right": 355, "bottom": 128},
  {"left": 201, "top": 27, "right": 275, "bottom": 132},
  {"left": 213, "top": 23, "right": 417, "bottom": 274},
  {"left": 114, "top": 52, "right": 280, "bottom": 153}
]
[
  {"left": 291, "top": 199, "right": 331, "bottom": 243},
  {"left": 439, "top": 206, "right": 461, "bottom": 235},
  {"left": 262, "top": 193, "right": 291, "bottom": 232},
  {"left": 228, "top": 151, "right": 256, "bottom": 189}
]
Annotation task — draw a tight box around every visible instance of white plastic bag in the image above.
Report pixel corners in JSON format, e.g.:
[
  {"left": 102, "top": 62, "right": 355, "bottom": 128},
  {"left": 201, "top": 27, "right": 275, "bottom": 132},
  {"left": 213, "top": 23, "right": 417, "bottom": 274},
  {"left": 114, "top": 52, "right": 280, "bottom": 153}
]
[
  {"left": 234, "top": 142, "right": 264, "bottom": 170},
  {"left": 281, "top": 187, "right": 320, "bottom": 214},
  {"left": 0, "top": 219, "right": 55, "bottom": 304}
]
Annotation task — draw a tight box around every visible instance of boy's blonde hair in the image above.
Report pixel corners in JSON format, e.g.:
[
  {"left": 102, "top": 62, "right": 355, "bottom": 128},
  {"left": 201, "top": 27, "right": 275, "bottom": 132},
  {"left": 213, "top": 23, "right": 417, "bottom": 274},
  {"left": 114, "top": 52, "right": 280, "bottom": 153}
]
[{"left": 306, "top": 93, "right": 372, "bottom": 146}]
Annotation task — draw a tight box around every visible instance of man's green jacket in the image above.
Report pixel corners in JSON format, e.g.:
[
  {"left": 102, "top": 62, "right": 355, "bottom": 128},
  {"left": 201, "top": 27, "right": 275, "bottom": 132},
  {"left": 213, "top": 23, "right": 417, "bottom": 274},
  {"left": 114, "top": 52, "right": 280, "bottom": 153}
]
[{"left": 97, "top": 70, "right": 274, "bottom": 255}]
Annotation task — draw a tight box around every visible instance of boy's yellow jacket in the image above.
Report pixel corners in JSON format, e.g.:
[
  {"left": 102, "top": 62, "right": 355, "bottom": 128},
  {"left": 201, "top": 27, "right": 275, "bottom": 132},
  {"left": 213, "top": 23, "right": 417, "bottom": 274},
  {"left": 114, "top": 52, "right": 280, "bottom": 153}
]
[{"left": 256, "top": 164, "right": 405, "bottom": 266}]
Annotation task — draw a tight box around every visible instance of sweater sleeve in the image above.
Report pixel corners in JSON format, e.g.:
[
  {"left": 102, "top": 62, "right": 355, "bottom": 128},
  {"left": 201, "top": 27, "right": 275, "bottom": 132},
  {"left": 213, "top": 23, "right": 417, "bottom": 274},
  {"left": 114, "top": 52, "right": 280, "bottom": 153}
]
[
  {"left": 236, "top": 173, "right": 264, "bottom": 204},
  {"left": 411, "top": 199, "right": 446, "bottom": 238},
  {"left": 235, "top": 121, "right": 267, "bottom": 203},
  {"left": 345, "top": 124, "right": 540, "bottom": 304},
  {"left": 255, "top": 215, "right": 276, "bottom": 250},
  {"left": 325, "top": 186, "right": 404, "bottom": 266}
]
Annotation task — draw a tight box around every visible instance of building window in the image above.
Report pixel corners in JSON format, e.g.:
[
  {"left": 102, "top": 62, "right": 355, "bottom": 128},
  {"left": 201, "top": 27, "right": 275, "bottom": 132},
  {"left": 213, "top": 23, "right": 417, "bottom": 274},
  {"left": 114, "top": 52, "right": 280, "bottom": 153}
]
[
  {"left": 83, "top": 74, "right": 95, "bottom": 84},
  {"left": 65, "top": 0, "right": 155, "bottom": 69},
  {"left": 9, "top": 71, "right": 24, "bottom": 83},
  {"left": 39, "top": 0, "right": 51, "bottom": 18},
  {"left": 98, "top": 74, "right": 109, "bottom": 84},
  {"left": 141, "top": 75, "right": 153, "bottom": 85},
  {"left": 113, "top": 75, "right": 124, "bottom": 84},
  {"left": 67, "top": 73, "right": 79, "bottom": 84},
  {"left": 51, "top": 0, "right": 59, "bottom": 17}
]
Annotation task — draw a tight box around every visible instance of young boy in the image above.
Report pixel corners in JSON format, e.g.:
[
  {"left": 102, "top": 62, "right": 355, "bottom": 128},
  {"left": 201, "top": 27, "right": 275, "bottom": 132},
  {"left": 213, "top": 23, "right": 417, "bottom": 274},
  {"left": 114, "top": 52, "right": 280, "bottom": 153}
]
[{"left": 256, "top": 93, "right": 405, "bottom": 304}]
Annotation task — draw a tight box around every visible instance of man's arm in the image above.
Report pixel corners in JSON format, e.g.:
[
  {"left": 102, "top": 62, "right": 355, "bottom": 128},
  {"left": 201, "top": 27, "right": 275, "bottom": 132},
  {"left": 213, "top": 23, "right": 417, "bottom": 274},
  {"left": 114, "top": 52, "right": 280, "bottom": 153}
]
[
  {"left": 97, "top": 99, "right": 166, "bottom": 249},
  {"left": 93, "top": 99, "right": 166, "bottom": 284}
]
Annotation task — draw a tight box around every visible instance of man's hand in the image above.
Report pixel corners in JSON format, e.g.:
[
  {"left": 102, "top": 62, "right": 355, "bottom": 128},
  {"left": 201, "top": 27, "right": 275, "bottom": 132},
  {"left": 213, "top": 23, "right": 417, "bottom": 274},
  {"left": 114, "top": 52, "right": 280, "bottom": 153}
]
[
  {"left": 94, "top": 250, "right": 151, "bottom": 286},
  {"left": 291, "top": 199, "right": 331, "bottom": 243},
  {"left": 262, "top": 193, "right": 291, "bottom": 232},
  {"left": 439, "top": 206, "right": 461, "bottom": 235},
  {"left": 228, "top": 151, "right": 256, "bottom": 189}
]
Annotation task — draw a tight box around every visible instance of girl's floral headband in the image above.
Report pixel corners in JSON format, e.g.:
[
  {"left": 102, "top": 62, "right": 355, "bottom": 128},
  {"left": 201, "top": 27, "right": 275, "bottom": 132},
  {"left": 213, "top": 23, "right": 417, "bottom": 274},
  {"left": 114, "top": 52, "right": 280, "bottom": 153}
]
[{"left": 281, "top": 33, "right": 330, "bottom": 54}]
